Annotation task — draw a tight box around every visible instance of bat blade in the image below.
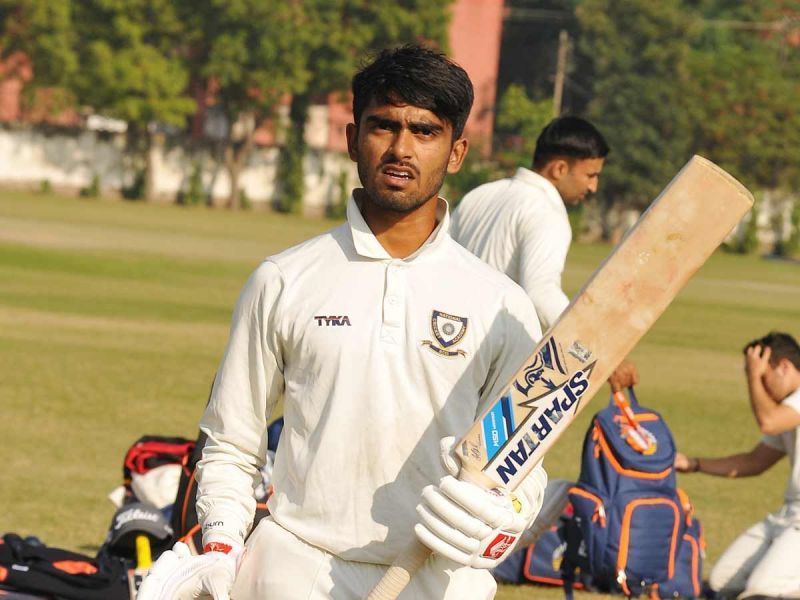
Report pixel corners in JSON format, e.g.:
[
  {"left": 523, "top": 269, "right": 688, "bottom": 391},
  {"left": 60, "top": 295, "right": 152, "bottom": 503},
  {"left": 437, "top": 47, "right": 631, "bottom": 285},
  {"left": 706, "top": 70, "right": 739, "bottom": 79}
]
[
  {"left": 456, "top": 155, "right": 752, "bottom": 489},
  {"left": 366, "top": 155, "right": 753, "bottom": 600}
]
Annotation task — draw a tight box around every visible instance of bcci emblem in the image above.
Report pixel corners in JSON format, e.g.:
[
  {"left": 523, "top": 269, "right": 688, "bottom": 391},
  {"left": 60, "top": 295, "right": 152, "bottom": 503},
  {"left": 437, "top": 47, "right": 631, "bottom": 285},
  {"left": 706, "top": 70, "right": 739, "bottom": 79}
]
[{"left": 422, "top": 310, "right": 468, "bottom": 358}]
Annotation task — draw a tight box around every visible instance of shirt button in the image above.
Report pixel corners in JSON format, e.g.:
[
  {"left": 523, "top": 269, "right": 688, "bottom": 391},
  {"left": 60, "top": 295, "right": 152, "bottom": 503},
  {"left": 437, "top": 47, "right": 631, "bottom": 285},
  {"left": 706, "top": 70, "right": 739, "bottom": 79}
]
[{"left": 387, "top": 297, "right": 397, "bottom": 305}]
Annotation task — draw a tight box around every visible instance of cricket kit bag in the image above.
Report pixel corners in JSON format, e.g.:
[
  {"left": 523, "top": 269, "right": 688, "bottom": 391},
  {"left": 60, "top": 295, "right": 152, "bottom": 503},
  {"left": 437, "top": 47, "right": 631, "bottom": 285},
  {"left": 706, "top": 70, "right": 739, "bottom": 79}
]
[
  {"left": 0, "top": 534, "right": 129, "bottom": 600},
  {"left": 563, "top": 387, "right": 704, "bottom": 599},
  {"left": 121, "top": 435, "right": 197, "bottom": 514}
]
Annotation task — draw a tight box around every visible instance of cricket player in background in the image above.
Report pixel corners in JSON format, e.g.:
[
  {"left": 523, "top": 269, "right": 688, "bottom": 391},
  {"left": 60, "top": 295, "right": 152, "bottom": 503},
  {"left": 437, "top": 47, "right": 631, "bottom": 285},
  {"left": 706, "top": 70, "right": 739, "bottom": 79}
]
[
  {"left": 676, "top": 332, "right": 800, "bottom": 599},
  {"left": 138, "top": 44, "right": 547, "bottom": 599},
  {"left": 451, "top": 117, "right": 637, "bottom": 394},
  {"left": 451, "top": 116, "right": 608, "bottom": 333}
]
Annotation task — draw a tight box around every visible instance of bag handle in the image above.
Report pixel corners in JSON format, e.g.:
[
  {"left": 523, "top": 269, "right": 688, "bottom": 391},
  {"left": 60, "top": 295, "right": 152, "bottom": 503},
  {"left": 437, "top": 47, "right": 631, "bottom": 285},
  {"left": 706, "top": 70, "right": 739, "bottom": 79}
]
[{"left": 608, "top": 386, "right": 638, "bottom": 407}]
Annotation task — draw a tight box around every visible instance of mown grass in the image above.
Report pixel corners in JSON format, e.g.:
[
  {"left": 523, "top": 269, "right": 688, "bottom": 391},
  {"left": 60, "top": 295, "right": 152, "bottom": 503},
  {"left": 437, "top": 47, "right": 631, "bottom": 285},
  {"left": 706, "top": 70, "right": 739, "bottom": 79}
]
[{"left": 1, "top": 190, "right": 798, "bottom": 599}]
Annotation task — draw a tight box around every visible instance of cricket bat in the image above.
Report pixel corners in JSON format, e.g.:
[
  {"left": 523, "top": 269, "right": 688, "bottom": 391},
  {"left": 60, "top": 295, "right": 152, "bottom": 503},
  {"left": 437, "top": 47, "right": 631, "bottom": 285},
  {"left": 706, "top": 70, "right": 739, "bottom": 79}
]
[{"left": 366, "top": 155, "right": 753, "bottom": 600}]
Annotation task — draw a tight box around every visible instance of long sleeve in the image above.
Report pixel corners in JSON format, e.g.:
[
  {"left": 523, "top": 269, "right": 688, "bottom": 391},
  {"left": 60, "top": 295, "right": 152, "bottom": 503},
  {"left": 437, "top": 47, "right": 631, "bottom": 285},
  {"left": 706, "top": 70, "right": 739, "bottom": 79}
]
[
  {"left": 516, "top": 208, "right": 571, "bottom": 332},
  {"left": 196, "top": 260, "right": 286, "bottom": 546}
]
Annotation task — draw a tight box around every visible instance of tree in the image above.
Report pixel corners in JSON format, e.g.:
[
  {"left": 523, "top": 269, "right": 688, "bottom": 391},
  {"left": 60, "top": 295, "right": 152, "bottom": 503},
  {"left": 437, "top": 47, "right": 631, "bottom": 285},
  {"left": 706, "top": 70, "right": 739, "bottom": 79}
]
[
  {"left": 493, "top": 83, "right": 552, "bottom": 171},
  {"left": 275, "top": 0, "right": 453, "bottom": 213},
  {"left": 0, "top": 2, "right": 76, "bottom": 87},
  {"left": 178, "top": 0, "right": 313, "bottom": 209},
  {"left": 1, "top": 0, "right": 196, "bottom": 201},
  {"left": 687, "top": 0, "right": 800, "bottom": 191},
  {"left": 574, "top": 0, "right": 696, "bottom": 236}
]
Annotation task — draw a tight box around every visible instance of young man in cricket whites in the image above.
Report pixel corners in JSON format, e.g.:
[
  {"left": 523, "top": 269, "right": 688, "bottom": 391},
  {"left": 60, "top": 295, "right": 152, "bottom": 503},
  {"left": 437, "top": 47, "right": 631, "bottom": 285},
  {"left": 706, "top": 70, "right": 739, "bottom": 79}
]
[
  {"left": 451, "top": 116, "right": 609, "bottom": 333},
  {"left": 137, "top": 45, "right": 547, "bottom": 599},
  {"left": 675, "top": 332, "right": 800, "bottom": 599}
]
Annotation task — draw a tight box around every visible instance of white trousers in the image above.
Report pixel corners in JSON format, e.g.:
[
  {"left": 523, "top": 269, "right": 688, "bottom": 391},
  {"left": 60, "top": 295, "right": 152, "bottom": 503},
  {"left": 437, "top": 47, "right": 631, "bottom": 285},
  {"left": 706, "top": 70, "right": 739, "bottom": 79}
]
[
  {"left": 231, "top": 517, "right": 497, "bottom": 599},
  {"left": 710, "top": 508, "right": 800, "bottom": 599}
]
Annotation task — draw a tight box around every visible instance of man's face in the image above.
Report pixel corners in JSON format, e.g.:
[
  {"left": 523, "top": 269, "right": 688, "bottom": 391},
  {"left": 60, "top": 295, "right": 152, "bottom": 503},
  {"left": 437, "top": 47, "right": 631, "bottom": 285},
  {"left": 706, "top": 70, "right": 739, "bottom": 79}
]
[
  {"left": 555, "top": 157, "right": 605, "bottom": 205},
  {"left": 346, "top": 98, "right": 467, "bottom": 213}
]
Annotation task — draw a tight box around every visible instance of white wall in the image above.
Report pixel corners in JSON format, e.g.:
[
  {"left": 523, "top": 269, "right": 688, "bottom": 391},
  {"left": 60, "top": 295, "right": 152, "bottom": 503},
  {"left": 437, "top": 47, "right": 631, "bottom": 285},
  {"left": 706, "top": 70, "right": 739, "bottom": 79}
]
[{"left": 0, "top": 125, "right": 358, "bottom": 216}]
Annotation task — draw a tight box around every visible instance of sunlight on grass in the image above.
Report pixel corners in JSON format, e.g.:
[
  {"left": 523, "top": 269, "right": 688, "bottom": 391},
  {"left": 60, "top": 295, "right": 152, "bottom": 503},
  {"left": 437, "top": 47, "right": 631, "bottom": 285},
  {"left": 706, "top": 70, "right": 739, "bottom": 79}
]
[{"left": 1, "top": 190, "right": 798, "bottom": 599}]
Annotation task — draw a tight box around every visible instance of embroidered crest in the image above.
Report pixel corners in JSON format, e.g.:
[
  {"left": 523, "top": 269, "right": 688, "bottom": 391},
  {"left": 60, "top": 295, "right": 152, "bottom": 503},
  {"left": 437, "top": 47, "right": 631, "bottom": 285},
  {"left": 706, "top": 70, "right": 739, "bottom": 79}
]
[{"left": 422, "top": 310, "right": 468, "bottom": 358}]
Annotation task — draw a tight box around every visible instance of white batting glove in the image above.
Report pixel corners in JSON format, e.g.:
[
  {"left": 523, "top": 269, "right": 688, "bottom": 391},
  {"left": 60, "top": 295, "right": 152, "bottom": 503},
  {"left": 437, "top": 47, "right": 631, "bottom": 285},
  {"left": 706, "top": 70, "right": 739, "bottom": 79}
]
[
  {"left": 414, "top": 436, "right": 547, "bottom": 569},
  {"left": 136, "top": 540, "right": 242, "bottom": 600}
]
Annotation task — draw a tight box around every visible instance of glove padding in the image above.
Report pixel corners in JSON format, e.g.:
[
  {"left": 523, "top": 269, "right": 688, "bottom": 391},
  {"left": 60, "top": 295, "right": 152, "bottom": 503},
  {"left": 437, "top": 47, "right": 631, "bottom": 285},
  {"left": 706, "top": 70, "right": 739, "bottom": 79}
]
[
  {"left": 414, "top": 436, "right": 547, "bottom": 569},
  {"left": 136, "top": 541, "right": 241, "bottom": 600}
]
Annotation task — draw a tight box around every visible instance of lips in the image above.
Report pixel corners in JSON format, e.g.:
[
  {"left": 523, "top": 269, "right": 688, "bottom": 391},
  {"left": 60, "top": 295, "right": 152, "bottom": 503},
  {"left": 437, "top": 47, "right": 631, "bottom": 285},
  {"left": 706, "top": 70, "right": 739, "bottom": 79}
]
[{"left": 381, "top": 164, "right": 416, "bottom": 183}]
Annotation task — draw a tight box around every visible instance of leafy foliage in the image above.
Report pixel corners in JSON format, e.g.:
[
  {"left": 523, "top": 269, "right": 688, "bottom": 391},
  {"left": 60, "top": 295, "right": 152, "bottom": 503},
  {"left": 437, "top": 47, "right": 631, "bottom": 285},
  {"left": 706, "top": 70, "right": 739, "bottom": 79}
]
[
  {"left": 575, "top": 0, "right": 696, "bottom": 211},
  {"left": 686, "top": 1, "right": 800, "bottom": 191},
  {"left": 0, "top": 1, "right": 77, "bottom": 86},
  {"left": 493, "top": 84, "right": 552, "bottom": 170}
]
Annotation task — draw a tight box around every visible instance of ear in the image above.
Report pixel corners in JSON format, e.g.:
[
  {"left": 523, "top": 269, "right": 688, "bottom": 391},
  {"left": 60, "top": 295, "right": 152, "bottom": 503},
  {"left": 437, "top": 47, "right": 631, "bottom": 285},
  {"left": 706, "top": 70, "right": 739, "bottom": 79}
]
[
  {"left": 548, "top": 158, "right": 570, "bottom": 181},
  {"left": 776, "top": 357, "right": 793, "bottom": 376},
  {"left": 346, "top": 123, "right": 358, "bottom": 162},
  {"left": 446, "top": 137, "right": 469, "bottom": 174}
]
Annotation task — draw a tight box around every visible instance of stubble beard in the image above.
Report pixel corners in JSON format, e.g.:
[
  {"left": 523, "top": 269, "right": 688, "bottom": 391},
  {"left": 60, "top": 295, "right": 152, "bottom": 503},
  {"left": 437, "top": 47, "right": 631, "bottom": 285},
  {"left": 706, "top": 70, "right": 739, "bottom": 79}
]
[{"left": 357, "top": 163, "right": 448, "bottom": 214}]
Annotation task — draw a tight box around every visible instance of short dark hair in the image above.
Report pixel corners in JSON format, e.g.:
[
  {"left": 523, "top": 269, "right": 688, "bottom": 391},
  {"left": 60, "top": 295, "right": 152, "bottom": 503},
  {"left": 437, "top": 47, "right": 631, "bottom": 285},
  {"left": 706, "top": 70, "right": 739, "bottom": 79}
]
[
  {"left": 351, "top": 44, "right": 474, "bottom": 140},
  {"left": 744, "top": 332, "right": 800, "bottom": 370},
  {"left": 532, "top": 116, "right": 610, "bottom": 169}
]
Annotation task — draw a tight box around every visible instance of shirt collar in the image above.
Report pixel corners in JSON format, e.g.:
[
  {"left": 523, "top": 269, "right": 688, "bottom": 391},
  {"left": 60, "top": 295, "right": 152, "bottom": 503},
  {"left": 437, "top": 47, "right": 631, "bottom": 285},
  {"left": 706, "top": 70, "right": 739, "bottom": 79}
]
[
  {"left": 512, "top": 167, "right": 567, "bottom": 215},
  {"left": 347, "top": 195, "right": 450, "bottom": 261}
]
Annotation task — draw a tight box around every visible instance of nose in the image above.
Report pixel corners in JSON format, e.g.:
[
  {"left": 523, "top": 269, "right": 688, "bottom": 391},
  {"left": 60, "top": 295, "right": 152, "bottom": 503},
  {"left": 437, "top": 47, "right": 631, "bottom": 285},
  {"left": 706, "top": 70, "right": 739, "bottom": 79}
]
[
  {"left": 389, "top": 128, "right": 414, "bottom": 160},
  {"left": 588, "top": 178, "right": 598, "bottom": 194}
]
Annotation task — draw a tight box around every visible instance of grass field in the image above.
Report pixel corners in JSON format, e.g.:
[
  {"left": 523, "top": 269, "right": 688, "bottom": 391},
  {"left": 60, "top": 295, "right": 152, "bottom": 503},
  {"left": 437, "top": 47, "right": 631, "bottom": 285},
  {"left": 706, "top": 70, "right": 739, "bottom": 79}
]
[{"left": 1, "top": 189, "right": 799, "bottom": 599}]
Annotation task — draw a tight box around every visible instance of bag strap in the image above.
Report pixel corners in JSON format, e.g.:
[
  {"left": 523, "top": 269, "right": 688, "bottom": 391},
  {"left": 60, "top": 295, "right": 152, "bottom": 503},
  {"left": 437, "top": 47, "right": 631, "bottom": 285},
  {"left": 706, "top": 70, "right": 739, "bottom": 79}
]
[{"left": 608, "top": 386, "right": 638, "bottom": 408}]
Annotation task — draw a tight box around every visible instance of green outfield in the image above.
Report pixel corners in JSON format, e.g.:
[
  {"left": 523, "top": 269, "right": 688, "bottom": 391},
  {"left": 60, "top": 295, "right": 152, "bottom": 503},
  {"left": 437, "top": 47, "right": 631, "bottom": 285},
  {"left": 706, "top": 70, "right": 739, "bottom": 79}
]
[{"left": 1, "top": 190, "right": 798, "bottom": 599}]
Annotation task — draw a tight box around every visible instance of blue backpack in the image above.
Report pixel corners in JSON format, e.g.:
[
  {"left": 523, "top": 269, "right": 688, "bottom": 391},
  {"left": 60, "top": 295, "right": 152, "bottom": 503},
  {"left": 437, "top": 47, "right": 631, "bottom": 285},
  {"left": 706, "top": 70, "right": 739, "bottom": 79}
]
[{"left": 562, "top": 387, "right": 704, "bottom": 599}]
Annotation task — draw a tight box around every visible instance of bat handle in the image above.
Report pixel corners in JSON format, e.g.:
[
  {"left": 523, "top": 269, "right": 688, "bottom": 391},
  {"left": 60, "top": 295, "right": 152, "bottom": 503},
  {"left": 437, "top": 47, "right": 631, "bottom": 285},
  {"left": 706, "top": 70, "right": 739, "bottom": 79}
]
[{"left": 365, "top": 540, "right": 432, "bottom": 600}]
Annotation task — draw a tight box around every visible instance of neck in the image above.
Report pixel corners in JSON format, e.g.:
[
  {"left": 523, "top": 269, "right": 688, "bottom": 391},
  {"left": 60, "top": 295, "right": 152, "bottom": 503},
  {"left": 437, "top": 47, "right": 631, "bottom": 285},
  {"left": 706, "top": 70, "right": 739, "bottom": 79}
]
[{"left": 355, "top": 190, "right": 440, "bottom": 258}]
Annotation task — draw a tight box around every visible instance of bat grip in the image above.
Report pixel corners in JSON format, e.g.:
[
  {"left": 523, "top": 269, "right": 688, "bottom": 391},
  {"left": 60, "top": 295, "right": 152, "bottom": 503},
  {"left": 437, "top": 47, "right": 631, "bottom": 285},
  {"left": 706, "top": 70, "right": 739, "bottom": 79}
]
[{"left": 365, "top": 540, "right": 432, "bottom": 600}]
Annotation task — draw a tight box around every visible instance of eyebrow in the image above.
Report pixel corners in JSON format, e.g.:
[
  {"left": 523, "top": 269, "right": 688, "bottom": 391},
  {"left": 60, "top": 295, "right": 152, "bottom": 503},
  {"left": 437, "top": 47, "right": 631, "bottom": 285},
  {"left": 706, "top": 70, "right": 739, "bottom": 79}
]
[{"left": 364, "top": 115, "right": 445, "bottom": 134}]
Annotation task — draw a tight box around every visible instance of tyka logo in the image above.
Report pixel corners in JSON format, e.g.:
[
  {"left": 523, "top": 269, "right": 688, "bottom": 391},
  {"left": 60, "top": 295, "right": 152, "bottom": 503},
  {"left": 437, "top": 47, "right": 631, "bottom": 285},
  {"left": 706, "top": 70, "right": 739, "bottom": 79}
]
[{"left": 314, "top": 315, "right": 351, "bottom": 326}]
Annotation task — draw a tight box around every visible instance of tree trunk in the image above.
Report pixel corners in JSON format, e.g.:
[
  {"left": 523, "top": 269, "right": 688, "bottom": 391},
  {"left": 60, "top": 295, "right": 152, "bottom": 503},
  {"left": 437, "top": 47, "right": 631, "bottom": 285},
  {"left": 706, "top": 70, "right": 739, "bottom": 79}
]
[
  {"left": 224, "top": 130, "right": 256, "bottom": 209},
  {"left": 144, "top": 130, "right": 163, "bottom": 202}
]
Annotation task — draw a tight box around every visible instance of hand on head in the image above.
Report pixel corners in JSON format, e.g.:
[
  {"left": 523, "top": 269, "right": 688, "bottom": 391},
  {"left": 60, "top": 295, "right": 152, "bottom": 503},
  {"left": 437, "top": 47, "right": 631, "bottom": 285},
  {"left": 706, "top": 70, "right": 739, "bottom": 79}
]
[{"left": 745, "top": 344, "right": 771, "bottom": 380}]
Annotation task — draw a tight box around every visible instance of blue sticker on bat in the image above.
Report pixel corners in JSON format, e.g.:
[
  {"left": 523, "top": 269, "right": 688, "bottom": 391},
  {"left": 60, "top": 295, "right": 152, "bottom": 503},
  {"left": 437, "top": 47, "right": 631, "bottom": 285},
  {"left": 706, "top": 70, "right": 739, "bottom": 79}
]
[{"left": 482, "top": 393, "right": 515, "bottom": 460}]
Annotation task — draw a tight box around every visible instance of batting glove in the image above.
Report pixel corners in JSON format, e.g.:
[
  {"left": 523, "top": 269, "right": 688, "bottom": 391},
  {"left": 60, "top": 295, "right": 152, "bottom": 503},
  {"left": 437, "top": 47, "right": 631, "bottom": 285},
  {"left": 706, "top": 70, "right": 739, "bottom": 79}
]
[
  {"left": 136, "top": 540, "right": 242, "bottom": 600},
  {"left": 414, "top": 436, "right": 547, "bottom": 569}
]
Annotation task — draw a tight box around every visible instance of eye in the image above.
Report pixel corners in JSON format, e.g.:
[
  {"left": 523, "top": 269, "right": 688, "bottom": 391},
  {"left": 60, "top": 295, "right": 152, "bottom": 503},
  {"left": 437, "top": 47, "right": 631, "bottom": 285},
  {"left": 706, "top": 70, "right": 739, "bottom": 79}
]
[{"left": 411, "top": 124, "right": 438, "bottom": 138}]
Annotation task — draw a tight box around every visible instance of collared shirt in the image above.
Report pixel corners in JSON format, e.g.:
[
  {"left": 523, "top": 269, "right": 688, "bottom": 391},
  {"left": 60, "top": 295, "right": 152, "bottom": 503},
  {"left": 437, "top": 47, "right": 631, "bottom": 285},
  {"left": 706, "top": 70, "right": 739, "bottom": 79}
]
[
  {"left": 196, "top": 196, "right": 542, "bottom": 564},
  {"left": 451, "top": 167, "right": 572, "bottom": 332},
  {"left": 762, "top": 387, "right": 800, "bottom": 514}
]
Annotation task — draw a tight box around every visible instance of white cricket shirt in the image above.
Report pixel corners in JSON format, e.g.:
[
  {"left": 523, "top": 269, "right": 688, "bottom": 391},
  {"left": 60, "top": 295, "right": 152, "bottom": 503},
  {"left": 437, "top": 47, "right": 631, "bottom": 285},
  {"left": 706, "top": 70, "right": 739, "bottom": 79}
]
[
  {"left": 451, "top": 167, "right": 572, "bottom": 332},
  {"left": 196, "top": 196, "right": 542, "bottom": 564},
  {"left": 761, "top": 387, "right": 800, "bottom": 516}
]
